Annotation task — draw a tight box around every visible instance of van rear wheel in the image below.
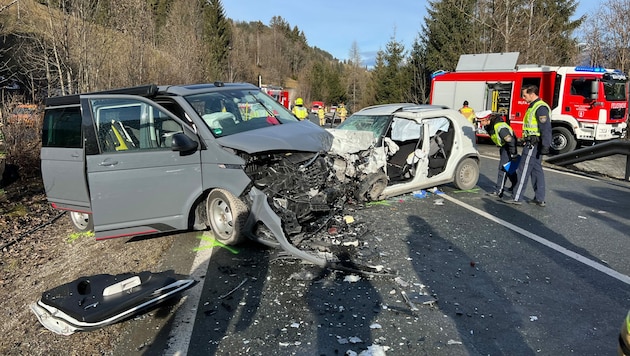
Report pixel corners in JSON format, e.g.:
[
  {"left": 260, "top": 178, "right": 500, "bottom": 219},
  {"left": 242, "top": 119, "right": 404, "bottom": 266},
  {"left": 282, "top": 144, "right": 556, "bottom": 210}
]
[
  {"left": 69, "top": 212, "right": 93, "bottom": 233},
  {"left": 206, "top": 189, "right": 248, "bottom": 245}
]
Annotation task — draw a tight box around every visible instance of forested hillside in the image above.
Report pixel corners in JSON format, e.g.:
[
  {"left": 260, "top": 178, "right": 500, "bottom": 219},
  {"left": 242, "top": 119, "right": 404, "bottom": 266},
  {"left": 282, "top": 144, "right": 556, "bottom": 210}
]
[{"left": 0, "top": 0, "right": 627, "bottom": 113}]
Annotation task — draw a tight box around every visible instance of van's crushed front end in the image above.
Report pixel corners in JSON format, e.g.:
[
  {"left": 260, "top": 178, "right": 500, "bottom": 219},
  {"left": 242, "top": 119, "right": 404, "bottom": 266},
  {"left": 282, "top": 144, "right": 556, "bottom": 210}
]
[{"left": 218, "top": 122, "right": 387, "bottom": 273}]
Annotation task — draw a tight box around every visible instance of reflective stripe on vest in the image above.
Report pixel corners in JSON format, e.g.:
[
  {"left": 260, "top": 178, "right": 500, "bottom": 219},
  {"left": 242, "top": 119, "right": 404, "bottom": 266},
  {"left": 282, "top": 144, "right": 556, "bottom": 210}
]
[
  {"left": 490, "top": 122, "right": 513, "bottom": 147},
  {"left": 523, "top": 100, "right": 549, "bottom": 137}
]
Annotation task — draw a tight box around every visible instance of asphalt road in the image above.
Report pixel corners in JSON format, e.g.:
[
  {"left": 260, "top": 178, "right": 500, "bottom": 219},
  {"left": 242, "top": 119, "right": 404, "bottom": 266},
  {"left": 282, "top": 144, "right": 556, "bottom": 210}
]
[{"left": 116, "top": 143, "right": 630, "bottom": 356}]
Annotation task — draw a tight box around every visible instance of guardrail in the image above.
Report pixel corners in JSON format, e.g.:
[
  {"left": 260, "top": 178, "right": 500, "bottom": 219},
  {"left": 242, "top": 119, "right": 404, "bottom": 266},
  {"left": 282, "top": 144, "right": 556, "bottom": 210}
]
[{"left": 545, "top": 140, "right": 630, "bottom": 181}]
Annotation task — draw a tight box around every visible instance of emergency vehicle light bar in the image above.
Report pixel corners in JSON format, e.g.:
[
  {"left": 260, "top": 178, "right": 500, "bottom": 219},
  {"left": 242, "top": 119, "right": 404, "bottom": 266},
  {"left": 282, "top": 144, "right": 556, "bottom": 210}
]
[
  {"left": 575, "top": 66, "right": 607, "bottom": 73},
  {"left": 431, "top": 70, "right": 447, "bottom": 78}
]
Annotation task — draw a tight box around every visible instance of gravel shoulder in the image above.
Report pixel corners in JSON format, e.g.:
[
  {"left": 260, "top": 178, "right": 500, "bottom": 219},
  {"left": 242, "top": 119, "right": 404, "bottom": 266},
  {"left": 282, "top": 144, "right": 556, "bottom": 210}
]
[{"left": 0, "top": 176, "right": 177, "bottom": 355}]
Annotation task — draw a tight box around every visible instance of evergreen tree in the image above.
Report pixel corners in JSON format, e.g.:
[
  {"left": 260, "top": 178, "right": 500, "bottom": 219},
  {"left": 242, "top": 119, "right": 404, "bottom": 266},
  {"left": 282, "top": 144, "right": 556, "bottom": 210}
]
[
  {"left": 421, "top": 0, "right": 478, "bottom": 73},
  {"left": 325, "top": 62, "right": 346, "bottom": 106},
  {"left": 202, "top": 0, "right": 232, "bottom": 81},
  {"left": 371, "top": 35, "right": 409, "bottom": 104}
]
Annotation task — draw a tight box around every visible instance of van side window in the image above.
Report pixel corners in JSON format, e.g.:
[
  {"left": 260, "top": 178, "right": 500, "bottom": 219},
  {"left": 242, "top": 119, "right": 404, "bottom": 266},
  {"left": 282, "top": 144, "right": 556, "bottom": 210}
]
[
  {"left": 90, "top": 99, "right": 183, "bottom": 153},
  {"left": 42, "top": 106, "right": 83, "bottom": 148}
]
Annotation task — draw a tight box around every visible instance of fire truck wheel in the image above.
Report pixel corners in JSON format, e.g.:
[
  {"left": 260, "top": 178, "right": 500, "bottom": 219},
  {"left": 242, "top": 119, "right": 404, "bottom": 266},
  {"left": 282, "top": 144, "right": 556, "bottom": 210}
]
[
  {"left": 453, "top": 158, "right": 479, "bottom": 191},
  {"left": 551, "top": 127, "right": 576, "bottom": 154},
  {"left": 206, "top": 189, "right": 248, "bottom": 245}
]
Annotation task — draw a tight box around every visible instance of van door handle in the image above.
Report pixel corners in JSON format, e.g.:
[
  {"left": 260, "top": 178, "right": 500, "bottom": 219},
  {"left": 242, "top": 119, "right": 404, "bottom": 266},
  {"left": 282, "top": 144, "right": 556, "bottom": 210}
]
[{"left": 99, "top": 160, "right": 119, "bottom": 167}]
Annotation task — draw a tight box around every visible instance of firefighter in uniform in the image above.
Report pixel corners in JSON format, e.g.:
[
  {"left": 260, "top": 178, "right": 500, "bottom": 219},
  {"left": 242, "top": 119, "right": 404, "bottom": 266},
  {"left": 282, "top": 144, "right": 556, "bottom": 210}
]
[
  {"left": 476, "top": 110, "right": 518, "bottom": 198},
  {"left": 506, "top": 85, "right": 552, "bottom": 206},
  {"left": 292, "top": 97, "right": 309, "bottom": 120},
  {"left": 459, "top": 100, "right": 476, "bottom": 124},
  {"left": 337, "top": 103, "right": 348, "bottom": 122},
  {"left": 317, "top": 105, "right": 326, "bottom": 126}
]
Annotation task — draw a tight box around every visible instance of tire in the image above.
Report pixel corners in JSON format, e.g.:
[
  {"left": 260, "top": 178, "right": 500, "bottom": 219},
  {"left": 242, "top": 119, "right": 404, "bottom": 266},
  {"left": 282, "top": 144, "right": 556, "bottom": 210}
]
[
  {"left": 206, "top": 189, "right": 249, "bottom": 245},
  {"left": 551, "top": 126, "right": 577, "bottom": 154},
  {"left": 453, "top": 157, "right": 479, "bottom": 190},
  {"left": 355, "top": 172, "right": 388, "bottom": 202},
  {"left": 69, "top": 211, "right": 93, "bottom": 233}
]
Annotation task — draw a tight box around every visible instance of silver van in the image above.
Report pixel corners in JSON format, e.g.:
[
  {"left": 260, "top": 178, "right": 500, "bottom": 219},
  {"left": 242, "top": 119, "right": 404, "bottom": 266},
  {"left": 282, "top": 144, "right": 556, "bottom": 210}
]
[{"left": 41, "top": 83, "right": 346, "bottom": 266}]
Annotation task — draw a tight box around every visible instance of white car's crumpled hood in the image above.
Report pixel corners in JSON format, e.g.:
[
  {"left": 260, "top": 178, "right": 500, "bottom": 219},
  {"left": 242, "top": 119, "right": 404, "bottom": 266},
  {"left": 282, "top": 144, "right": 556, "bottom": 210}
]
[{"left": 326, "top": 129, "right": 387, "bottom": 176}]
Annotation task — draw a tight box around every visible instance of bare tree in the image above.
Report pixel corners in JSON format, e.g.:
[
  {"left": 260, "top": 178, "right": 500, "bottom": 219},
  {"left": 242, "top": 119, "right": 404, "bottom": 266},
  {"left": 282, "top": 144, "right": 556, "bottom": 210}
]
[{"left": 582, "top": 0, "right": 630, "bottom": 72}]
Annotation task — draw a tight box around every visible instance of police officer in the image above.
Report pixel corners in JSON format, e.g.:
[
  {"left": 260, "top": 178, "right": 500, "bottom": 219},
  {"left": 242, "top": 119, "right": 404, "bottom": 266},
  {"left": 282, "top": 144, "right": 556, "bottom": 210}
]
[
  {"left": 476, "top": 110, "right": 518, "bottom": 198},
  {"left": 505, "top": 85, "right": 552, "bottom": 206},
  {"left": 292, "top": 97, "right": 309, "bottom": 120}
]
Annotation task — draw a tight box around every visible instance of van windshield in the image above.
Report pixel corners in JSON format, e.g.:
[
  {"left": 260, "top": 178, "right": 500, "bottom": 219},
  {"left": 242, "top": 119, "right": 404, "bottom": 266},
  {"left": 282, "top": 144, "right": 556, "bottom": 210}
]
[{"left": 185, "top": 89, "right": 299, "bottom": 137}]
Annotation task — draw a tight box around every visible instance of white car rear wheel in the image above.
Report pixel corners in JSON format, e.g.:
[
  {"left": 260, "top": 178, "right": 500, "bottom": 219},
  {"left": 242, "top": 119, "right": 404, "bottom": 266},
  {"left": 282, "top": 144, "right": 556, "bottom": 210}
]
[{"left": 453, "top": 158, "right": 479, "bottom": 190}]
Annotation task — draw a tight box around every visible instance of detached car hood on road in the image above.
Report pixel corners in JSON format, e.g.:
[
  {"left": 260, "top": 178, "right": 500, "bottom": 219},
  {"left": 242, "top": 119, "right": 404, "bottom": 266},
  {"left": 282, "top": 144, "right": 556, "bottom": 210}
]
[{"left": 216, "top": 120, "right": 334, "bottom": 154}]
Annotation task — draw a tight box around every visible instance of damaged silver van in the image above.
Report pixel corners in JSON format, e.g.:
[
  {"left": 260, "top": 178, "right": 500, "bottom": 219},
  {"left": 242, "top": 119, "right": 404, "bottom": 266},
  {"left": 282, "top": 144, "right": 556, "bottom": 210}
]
[{"left": 41, "top": 83, "right": 356, "bottom": 267}]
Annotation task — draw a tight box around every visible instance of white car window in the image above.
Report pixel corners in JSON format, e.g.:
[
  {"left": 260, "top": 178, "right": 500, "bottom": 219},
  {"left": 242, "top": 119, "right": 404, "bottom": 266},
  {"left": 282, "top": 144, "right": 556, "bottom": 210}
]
[{"left": 391, "top": 118, "right": 422, "bottom": 141}]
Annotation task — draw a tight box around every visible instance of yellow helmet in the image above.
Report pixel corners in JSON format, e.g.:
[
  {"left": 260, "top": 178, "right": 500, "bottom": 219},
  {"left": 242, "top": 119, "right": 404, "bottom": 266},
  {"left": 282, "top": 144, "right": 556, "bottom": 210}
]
[{"left": 295, "top": 97, "right": 304, "bottom": 106}]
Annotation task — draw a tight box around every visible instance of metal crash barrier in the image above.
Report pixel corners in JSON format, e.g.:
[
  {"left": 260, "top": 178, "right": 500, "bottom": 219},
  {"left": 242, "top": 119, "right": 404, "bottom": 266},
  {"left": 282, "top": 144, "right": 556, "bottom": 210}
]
[{"left": 545, "top": 139, "right": 630, "bottom": 181}]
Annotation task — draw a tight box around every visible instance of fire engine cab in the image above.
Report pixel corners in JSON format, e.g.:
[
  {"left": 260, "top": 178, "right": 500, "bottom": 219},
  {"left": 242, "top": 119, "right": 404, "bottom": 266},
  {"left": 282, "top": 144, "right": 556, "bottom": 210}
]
[
  {"left": 430, "top": 52, "right": 628, "bottom": 154},
  {"left": 260, "top": 85, "right": 290, "bottom": 109}
]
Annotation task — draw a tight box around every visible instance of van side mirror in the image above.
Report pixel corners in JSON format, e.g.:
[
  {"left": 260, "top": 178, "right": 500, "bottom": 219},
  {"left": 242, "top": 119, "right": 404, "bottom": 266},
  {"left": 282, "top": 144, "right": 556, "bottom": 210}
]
[{"left": 171, "top": 132, "right": 198, "bottom": 153}]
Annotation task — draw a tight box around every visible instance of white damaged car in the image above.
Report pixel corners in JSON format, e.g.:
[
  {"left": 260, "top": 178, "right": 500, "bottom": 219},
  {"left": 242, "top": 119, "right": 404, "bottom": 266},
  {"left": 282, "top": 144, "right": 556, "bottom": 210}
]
[{"left": 327, "top": 104, "right": 480, "bottom": 201}]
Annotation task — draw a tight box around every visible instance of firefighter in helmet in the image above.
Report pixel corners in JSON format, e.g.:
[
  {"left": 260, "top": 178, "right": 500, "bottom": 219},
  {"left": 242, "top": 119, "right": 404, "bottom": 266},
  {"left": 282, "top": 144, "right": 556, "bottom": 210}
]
[
  {"left": 317, "top": 105, "right": 326, "bottom": 126},
  {"left": 292, "top": 97, "right": 309, "bottom": 120},
  {"left": 337, "top": 103, "right": 348, "bottom": 123}
]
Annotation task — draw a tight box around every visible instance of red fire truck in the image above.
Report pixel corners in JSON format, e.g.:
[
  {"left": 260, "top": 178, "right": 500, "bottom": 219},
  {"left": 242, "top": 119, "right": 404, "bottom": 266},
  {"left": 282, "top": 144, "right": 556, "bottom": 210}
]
[
  {"left": 430, "top": 52, "right": 628, "bottom": 153},
  {"left": 260, "top": 85, "right": 290, "bottom": 109}
]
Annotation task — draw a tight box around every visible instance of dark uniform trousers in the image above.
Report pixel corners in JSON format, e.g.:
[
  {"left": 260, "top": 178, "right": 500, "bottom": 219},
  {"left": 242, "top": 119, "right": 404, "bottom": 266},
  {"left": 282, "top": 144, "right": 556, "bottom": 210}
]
[
  {"left": 497, "top": 145, "right": 517, "bottom": 193},
  {"left": 512, "top": 142, "right": 545, "bottom": 202}
]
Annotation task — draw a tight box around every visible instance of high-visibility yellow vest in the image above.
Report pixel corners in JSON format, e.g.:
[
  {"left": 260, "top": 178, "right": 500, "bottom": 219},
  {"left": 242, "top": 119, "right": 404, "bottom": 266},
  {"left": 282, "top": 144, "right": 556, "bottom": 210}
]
[
  {"left": 489, "top": 122, "right": 514, "bottom": 147},
  {"left": 292, "top": 106, "right": 308, "bottom": 120},
  {"left": 459, "top": 107, "right": 475, "bottom": 122},
  {"left": 523, "top": 99, "right": 550, "bottom": 137}
]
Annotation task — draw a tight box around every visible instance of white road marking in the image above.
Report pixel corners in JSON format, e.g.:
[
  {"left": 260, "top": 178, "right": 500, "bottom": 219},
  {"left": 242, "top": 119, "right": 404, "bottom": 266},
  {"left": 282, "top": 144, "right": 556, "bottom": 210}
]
[
  {"left": 165, "top": 232, "right": 215, "bottom": 355},
  {"left": 441, "top": 193, "right": 630, "bottom": 285}
]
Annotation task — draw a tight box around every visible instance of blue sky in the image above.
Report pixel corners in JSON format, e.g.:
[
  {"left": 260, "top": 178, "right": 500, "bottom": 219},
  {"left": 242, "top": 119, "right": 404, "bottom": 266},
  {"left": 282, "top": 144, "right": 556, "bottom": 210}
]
[{"left": 222, "top": 1, "right": 597, "bottom": 67}]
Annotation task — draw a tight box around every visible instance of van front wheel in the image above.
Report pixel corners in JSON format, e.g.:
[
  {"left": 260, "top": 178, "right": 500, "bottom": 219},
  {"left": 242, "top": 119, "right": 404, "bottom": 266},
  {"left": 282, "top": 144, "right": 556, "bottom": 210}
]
[
  {"left": 206, "top": 189, "right": 248, "bottom": 245},
  {"left": 69, "top": 211, "right": 94, "bottom": 233}
]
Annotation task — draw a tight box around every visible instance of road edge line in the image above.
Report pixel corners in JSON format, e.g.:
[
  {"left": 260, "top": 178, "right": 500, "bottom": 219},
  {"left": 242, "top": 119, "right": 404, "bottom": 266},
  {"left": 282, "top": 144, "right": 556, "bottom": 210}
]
[
  {"left": 441, "top": 193, "right": 630, "bottom": 285},
  {"left": 164, "top": 232, "right": 215, "bottom": 355}
]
